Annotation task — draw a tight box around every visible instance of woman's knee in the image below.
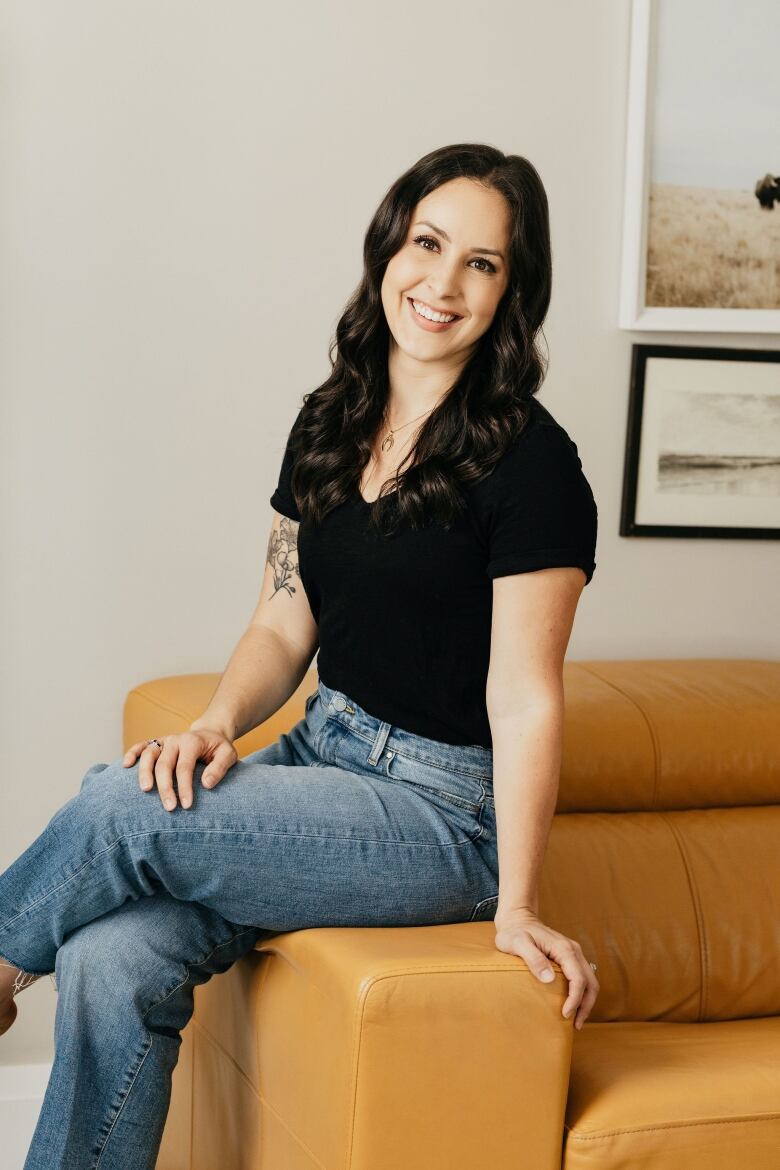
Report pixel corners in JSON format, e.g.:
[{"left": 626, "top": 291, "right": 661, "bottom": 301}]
[
  {"left": 55, "top": 904, "right": 147, "bottom": 1008},
  {"left": 78, "top": 757, "right": 139, "bottom": 797},
  {"left": 54, "top": 896, "right": 192, "bottom": 1017},
  {"left": 54, "top": 894, "right": 249, "bottom": 1005},
  {"left": 67, "top": 758, "right": 155, "bottom": 837}
]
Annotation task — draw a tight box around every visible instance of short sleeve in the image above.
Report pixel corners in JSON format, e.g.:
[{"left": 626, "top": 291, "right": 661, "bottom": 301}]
[
  {"left": 269, "top": 407, "right": 304, "bottom": 521},
  {"left": 484, "top": 424, "right": 598, "bottom": 585}
]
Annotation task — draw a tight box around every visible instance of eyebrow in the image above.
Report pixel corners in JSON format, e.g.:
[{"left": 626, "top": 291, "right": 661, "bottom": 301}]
[{"left": 414, "top": 220, "right": 506, "bottom": 260}]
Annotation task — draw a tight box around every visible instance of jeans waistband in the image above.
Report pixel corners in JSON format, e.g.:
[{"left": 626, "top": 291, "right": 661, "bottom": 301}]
[{"left": 316, "top": 678, "right": 494, "bottom": 783}]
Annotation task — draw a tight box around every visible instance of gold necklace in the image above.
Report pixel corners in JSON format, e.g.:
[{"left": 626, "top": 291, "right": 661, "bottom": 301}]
[{"left": 379, "top": 400, "right": 443, "bottom": 453}]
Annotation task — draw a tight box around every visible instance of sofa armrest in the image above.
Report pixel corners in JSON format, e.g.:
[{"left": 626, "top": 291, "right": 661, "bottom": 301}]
[
  {"left": 164, "top": 924, "right": 573, "bottom": 1170},
  {"left": 122, "top": 669, "right": 318, "bottom": 756},
  {"left": 135, "top": 675, "right": 573, "bottom": 1168}
]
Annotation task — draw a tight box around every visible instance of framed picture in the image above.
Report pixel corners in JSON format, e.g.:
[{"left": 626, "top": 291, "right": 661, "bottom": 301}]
[
  {"left": 618, "top": 0, "right": 780, "bottom": 332},
  {"left": 620, "top": 344, "right": 780, "bottom": 538}
]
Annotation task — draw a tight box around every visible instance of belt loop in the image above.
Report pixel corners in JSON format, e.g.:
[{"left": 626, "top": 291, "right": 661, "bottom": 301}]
[{"left": 367, "top": 721, "right": 392, "bottom": 766}]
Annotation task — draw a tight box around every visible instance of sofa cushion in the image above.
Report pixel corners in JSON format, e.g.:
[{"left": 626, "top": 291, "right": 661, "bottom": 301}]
[
  {"left": 559, "top": 659, "right": 780, "bottom": 810},
  {"left": 563, "top": 1017, "right": 780, "bottom": 1169},
  {"left": 540, "top": 805, "right": 780, "bottom": 1022}
]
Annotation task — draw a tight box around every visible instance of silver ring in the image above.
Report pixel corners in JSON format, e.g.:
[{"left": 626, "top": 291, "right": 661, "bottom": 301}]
[
  {"left": 146, "top": 738, "right": 163, "bottom": 750},
  {"left": 590, "top": 962, "right": 598, "bottom": 971}
]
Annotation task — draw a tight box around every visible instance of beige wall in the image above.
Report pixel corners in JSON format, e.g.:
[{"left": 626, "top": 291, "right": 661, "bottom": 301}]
[{"left": 1, "top": 1, "right": 776, "bottom": 1066}]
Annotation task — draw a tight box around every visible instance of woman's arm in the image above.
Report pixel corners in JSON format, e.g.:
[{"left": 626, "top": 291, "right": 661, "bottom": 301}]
[
  {"left": 190, "top": 511, "right": 319, "bottom": 740},
  {"left": 489, "top": 704, "right": 563, "bottom": 920},
  {"left": 486, "top": 565, "right": 599, "bottom": 1028}
]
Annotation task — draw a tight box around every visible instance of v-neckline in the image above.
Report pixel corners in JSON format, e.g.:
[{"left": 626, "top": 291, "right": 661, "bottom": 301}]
[
  {"left": 355, "top": 485, "right": 399, "bottom": 507},
  {"left": 356, "top": 464, "right": 400, "bottom": 507}
]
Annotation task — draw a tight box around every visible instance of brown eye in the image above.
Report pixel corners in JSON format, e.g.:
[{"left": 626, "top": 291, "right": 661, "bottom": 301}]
[{"left": 413, "top": 234, "right": 496, "bottom": 274}]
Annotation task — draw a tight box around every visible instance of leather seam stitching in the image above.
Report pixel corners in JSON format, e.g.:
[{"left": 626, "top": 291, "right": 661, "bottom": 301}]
[
  {"left": 193, "top": 1016, "right": 260, "bottom": 1093},
  {"left": 658, "top": 812, "right": 708, "bottom": 1020},
  {"left": 566, "top": 1111, "right": 780, "bottom": 1140},
  {"left": 574, "top": 665, "right": 661, "bottom": 805},
  {"left": 126, "top": 688, "right": 197, "bottom": 725},
  {"left": 194, "top": 1021, "right": 329, "bottom": 1170}
]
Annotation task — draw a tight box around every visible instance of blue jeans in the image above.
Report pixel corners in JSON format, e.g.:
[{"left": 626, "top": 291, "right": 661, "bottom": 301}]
[{"left": 0, "top": 677, "right": 498, "bottom": 1170}]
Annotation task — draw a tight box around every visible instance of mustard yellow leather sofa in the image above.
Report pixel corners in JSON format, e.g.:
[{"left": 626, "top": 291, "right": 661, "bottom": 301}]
[{"left": 123, "top": 659, "right": 780, "bottom": 1170}]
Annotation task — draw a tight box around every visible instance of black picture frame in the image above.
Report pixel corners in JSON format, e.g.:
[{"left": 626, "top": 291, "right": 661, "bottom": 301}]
[{"left": 620, "top": 344, "right": 780, "bottom": 539}]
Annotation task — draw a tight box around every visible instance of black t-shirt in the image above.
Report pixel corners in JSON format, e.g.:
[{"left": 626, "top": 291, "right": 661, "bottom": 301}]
[{"left": 269, "top": 396, "right": 597, "bottom": 749}]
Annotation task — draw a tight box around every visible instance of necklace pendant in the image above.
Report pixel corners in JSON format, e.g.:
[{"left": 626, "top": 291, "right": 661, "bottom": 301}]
[{"left": 381, "top": 433, "right": 394, "bottom": 453}]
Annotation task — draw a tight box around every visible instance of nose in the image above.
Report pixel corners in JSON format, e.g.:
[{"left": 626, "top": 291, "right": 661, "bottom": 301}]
[{"left": 425, "top": 256, "right": 463, "bottom": 303}]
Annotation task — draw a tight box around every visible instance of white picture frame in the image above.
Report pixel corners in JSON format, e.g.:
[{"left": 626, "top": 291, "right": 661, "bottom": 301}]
[{"left": 618, "top": 0, "right": 780, "bottom": 333}]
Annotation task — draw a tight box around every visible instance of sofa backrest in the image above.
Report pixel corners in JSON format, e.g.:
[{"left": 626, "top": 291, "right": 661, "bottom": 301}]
[{"left": 539, "top": 659, "right": 780, "bottom": 1023}]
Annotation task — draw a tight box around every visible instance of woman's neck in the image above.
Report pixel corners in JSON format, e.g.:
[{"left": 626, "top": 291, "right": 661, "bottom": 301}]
[{"left": 385, "top": 346, "right": 464, "bottom": 426}]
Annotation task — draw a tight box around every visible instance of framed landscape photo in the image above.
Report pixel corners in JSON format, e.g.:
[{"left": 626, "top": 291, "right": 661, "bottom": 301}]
[
  {"left": 620, "top": 344, "right": 780, "bottom": 538},
  {"left": 618, "top": 0, "right": 780, "bottom": 332}
]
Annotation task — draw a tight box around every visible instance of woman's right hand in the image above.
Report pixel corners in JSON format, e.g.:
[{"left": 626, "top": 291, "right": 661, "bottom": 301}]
[{"left": 122, "top": 729, "right": 238, "bottom": 811}]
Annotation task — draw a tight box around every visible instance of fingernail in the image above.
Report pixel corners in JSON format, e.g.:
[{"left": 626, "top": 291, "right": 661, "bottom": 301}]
[
  {"left": 562, "top": 1006, "right": 572, "bottom": 1018},
  {"left": 164, "top": 798, "right": 176, "bottom": 810},
  {"left": 540, "top": 969, "right": 555, "bottom": 982},
  {"left": 181, "top": 798, "right": 191, "bottom": 809}
]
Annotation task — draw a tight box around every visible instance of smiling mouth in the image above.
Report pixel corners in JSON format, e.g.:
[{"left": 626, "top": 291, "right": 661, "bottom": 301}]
[{"left": 407, "top": 297, "right": 463, "bottom": 324}]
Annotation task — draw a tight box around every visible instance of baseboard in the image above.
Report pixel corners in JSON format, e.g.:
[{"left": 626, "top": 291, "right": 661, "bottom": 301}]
[{"left": 0, "top": 1063, "right": 51, "bottom": 1170}]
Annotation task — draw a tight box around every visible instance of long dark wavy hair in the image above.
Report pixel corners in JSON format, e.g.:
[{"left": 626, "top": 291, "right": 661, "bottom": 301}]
[{"left": 286, "top": 142, "right": 552, "bottom": 535}]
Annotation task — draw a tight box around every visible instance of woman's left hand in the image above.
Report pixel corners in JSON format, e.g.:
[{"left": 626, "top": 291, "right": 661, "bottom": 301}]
[{"left": 493, "top": 908, "right": 599, "bottom": 1029}]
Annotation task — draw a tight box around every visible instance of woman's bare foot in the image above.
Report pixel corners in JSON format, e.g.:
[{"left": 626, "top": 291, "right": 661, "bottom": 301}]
[
  {"left": 0, "top": 962, "right": 40, "bottom": 991},
  {"left": 0, "top": 962, "right": 40, "bottom": 1037},
  {"left": 0, "top": 997, "right": 17, "bottom": 1037}
]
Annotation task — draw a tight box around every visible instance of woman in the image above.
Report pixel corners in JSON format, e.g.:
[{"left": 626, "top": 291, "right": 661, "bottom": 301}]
[{"left": 1, "top": 142, "right": 599, "bottom": 1169}]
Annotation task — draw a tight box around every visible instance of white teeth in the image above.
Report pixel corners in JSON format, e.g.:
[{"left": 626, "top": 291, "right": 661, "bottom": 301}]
[{"left": 411, "top": 299, "right": 457, "bottom": 323}]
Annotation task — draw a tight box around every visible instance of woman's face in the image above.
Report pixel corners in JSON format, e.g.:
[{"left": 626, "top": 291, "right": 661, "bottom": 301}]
[{"left": 381, "top": 177, "right": 512, "bottom": 370}]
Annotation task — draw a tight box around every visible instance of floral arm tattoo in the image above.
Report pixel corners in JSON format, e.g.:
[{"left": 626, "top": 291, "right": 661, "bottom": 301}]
[{"left": 266, "top": 517, "right": 300, "bottom": 598}]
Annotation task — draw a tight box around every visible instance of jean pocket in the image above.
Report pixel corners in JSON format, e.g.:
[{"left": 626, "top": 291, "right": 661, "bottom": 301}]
[
  {"left": 383, "top": 750, "right": 484, "bottom": 814},
  {"left": 469, "top": 894, "right": 498, "bottom": 922}
]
